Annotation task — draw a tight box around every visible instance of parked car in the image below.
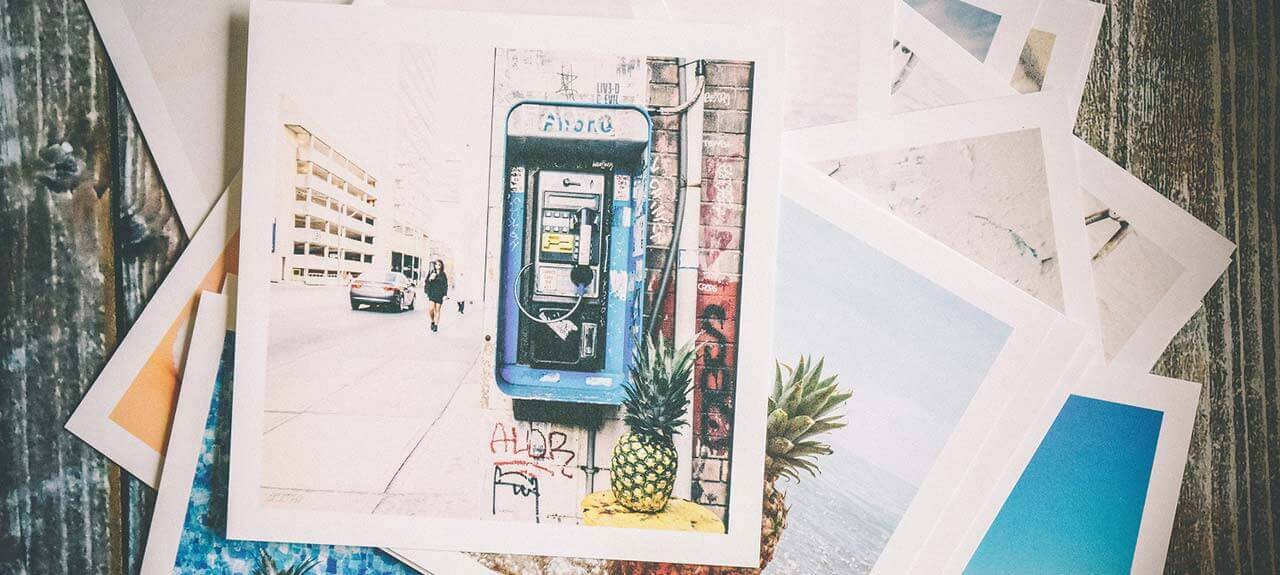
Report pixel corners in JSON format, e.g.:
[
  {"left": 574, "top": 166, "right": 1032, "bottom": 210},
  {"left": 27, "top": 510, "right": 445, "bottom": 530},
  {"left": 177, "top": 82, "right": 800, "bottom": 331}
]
[{"left": 349, "top": 271, "right": 416, "bottom": 312}]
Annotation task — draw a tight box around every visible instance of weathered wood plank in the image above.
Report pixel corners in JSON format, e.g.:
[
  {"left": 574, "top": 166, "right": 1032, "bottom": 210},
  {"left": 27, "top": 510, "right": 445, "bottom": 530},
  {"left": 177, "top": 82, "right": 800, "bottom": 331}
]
[
  {"left": 1079, "top": 0, "right": 1280, "bottom": 573},
  {"left": 0, "top": 0, "right": 120, "bottom": 573}
]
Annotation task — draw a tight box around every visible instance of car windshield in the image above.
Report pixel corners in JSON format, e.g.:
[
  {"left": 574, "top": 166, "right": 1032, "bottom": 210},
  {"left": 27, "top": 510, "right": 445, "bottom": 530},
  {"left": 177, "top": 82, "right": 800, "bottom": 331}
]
[{"left": 384, "top": 272, "right": 406, "bottom": 283}]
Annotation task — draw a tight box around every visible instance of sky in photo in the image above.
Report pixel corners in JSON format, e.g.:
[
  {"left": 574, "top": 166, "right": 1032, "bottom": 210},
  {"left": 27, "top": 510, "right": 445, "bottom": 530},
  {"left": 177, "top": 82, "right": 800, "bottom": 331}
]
[
  {"left": 769, "top": 199, "right": 1011, "bottom": 572},
  {"left": 964, "top": 395, "right": 1164, "bottom": 574},
  {"left": 905, "top": 0, "right": 1002, "bottom": 61}
]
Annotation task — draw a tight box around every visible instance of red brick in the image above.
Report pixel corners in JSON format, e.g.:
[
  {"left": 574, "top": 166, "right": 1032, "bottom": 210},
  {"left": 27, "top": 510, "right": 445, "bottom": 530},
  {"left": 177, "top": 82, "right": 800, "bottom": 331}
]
[
  {"left": 702, "top": 132, "right": 748, "bottom": 158},
  {"left": 699, "top": 249, "right": 742, "bottom": 274},
  {"left": 701, "top": 178, "right": 745, "bottom": 204},
  {"left": 703, "top": 109, "right": 750, "bottom": 133},
  {"left": 650, "top": 129, "right": 680, "bottom": 154},
  {"left": 649, "top": 198, "right": 676, "bottom": 224},
  {"left": 703, "top": 61, "right": 753, "bottom": 88},
  {"left": 694, "top": 367, "right": 737, "bottom": 393},
  {"left": 702, "top": 86, "right": 751, "bottom": 111},
  {"left": 648, "top": 58, "right": 680, "bottom": 84},
  {"left": 649, "top": 83, "right": 679, "bottom": 107},
  {"left": 646, "top": 175, "right": 678, "bottom": 206},
  {"left": 651, "top": 113, "right": 680, "bottom": 131},
  {"left": 699, "top": 225, "right": 743, "bottom": 250},
  {"left": 702, "top": 156, "right": 747, "bottom": 182},
  {"left": 700, "top": 203, "right": 745, "bottom": 227},
  {"left": 696, "top": 341, "right": 737, "bottom": 370},
  {"left": 648, "top": 223, "right": 674, "bottom": 248},
  {"left": 692, "top": 480, "right": 728, "bottom": 506},
  {"left": 650, "top": 153, "right": 679, "bottom": 178}
]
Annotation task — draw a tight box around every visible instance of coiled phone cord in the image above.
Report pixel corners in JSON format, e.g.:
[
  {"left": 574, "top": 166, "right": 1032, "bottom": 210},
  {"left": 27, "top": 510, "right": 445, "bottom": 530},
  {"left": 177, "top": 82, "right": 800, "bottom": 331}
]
[{"left": 513, "top": 262, "right": 586, "bottom": 325}]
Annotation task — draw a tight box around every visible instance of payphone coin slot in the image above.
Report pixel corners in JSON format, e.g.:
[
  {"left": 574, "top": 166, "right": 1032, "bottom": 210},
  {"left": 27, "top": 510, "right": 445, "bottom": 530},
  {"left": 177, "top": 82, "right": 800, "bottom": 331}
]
[{"left": 581, "top": 322, "right": 598, "bottom": 358}]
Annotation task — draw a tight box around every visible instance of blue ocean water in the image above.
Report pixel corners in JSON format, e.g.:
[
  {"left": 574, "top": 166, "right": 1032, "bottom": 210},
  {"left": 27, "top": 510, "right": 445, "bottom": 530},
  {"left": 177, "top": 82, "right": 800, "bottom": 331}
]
[{"left": 171, "top": 333, "right": 417, "bottom": 574}]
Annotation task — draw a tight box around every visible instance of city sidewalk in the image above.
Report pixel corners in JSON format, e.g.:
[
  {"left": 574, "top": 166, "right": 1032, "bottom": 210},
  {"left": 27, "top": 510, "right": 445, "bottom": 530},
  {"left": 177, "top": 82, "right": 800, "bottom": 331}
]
[{"left": 260, "top": 284, "right": 493, "bottom": 516}]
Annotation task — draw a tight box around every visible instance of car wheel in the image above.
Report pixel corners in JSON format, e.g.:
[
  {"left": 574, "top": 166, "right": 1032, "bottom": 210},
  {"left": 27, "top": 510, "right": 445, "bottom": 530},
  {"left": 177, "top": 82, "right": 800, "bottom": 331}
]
[
  {"left": 408, "top": 293, "right": 415, "bottom": 310},
  {"left": 394, "top": 294, "right": 403, "bottom": 312},
  {"left": 350, "top": 299, "right": 360, "bottom": 310}
]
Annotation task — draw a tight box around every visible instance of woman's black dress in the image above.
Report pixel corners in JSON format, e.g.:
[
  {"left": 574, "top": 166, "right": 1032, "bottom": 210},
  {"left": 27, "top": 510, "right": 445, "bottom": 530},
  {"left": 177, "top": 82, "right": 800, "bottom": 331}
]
[{"left": 426, "top": 271, "right": 449, "bottom": 304}]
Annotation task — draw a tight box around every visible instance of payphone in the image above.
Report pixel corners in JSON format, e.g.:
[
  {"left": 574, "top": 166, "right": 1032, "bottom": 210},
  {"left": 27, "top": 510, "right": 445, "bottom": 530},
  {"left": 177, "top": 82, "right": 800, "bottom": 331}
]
[{"left": 497, "top": 101, "right": 652, "bottom": 405}]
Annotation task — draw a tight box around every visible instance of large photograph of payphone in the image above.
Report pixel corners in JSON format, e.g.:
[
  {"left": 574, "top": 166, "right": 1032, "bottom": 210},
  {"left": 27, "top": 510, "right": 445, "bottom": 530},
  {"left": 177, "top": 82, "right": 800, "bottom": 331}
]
[
  {"left": 497, "top": 101, "right": 652, "bottom": 405},
  {"left": 241, "top": 28, "right": 778, "bottom": 562}
]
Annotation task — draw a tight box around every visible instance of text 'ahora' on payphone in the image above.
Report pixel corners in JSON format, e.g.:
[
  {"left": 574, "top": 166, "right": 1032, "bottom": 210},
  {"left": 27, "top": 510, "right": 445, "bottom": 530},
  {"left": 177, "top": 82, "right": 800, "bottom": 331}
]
[{"left": 497, "top": 101, "right": 652, "bottom": 405}]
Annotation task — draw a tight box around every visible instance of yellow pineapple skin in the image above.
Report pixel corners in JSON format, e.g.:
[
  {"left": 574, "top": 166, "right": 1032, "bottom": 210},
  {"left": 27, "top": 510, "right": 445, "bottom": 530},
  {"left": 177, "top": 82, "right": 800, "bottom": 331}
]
[{"left": 610, "top": 432, "right": 678, "bottom": 513}]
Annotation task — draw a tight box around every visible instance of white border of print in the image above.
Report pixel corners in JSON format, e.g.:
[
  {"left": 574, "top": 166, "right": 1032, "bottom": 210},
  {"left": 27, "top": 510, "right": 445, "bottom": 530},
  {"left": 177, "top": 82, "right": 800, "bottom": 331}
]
[
  {"left": 229, "top": 2, "right": 782, "bottom": 566},
  {"left": 65, "top": 181, "right": 239, "bottom": 487},
  {"left": 886, "top": 17, "right": 1235, "bottom": 369},
  {"left": 860, "top": 0, "right": 897, "bottom": 117},
  {"left": 81, "top": 0, "right": 250, "bottom": 233},
  {"left": 893, "top": 0, "right": 1104, "bottom": 125},
  {"left": 782, "top": 162, "right": 1087, "bottom": 574},
  {"left": 928, "top": 369, "right": 1201, "bottom": 574},
  {"left": 785, "top": 91, "right": 1104, "bottom": 346},
  {"left": 1076, "top": 142, "right": 1235, "bottom": 370},
  {"left": 892, "top": 2, "right": 1013, "bottom": 112},
  {"left": 898, "top": 0, "right": 1040, "bottom": 80},
  {"left": 632, "top": 0, "right": 894, "bottom": 122},
  {"left": 137, "top": 291, "right": 231, "bottom": 575},
  {"left": 1025, "top": 0, "right": 1105, "bottom": 126}
]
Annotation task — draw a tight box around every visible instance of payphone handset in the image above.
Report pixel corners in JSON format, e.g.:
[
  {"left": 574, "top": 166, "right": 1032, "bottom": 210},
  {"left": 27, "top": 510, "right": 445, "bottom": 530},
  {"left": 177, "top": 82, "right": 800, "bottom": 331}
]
[{"left": 497, "top": 102, "right": 652, "bottom": 405}]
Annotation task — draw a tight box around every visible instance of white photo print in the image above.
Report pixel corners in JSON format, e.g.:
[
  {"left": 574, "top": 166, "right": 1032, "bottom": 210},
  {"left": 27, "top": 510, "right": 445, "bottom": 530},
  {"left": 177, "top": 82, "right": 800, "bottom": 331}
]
[
  {"left": 231, "top": 2, "right": 784, "bottom": 567},
  {"left": 818, "top": 128, "right": 1066, "bottom": 312}
]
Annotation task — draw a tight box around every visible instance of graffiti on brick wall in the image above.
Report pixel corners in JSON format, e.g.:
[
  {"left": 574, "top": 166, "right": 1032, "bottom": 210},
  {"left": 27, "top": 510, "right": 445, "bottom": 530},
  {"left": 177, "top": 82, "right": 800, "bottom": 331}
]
[
  {"left": 489, "top": 421, "right": 579, "bottom": 479},
  {"left": 492, "top": 464, "right": 542, "bottom": 523},
  {"left": 487, "top": 421, "right": 581, "bottom": 522},
  {"left": 698, "top": 303, "right": 735, "bottom": 456}
]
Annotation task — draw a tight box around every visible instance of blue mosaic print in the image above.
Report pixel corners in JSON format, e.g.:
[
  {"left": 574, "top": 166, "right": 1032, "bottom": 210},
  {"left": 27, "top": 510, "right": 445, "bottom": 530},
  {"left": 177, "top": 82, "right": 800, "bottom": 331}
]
[{"left": 171, "top": 333, "right": 418, "bottom": 574}]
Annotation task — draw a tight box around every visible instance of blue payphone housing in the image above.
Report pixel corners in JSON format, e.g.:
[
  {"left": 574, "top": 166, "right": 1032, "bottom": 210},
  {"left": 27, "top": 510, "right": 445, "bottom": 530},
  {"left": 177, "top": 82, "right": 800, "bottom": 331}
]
[{"left": 497, "top": 101, "right": 652, "bottom": 405}]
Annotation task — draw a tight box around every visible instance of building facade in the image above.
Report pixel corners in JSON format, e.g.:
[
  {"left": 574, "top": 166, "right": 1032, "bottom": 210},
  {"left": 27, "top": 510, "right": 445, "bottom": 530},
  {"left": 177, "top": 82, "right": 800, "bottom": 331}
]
[{"left": 271, "top": 124, "right": 380, "bottom": 285}]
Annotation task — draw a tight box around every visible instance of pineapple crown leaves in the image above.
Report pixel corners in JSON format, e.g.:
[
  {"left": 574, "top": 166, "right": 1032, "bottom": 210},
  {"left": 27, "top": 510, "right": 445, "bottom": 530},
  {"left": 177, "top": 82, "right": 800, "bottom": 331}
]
[
  {"left": 766, "top": 356, "right": 853, "bottom": 482},
  {"left": 621, "top": 333, "right": 697, "bottom": 440},
  {"left": 253, "top": 550, "right": 320, "bottom": 575}
]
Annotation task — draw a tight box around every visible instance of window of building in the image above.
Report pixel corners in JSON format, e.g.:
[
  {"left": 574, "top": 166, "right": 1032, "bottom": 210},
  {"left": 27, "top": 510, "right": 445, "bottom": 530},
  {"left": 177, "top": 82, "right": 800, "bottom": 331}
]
[
  {"left": 292, "top": 268, "right": 304, "bottom": 277},
  {"left": 344, "top": 252, "right": 362, "bottom": 262},
  {"left": 295, "top": 188, "right": 308, "bottom": 201},
  {"left": 293, "top": 242, "right": 306, "bottom": 255},
  {"left": 308, "top": 244, "right": 325, "bottom": 257},
  {"left": 363, "top": 254, "right": 373, "bottom": 263},
  {"left": 294, "top": 215, "right": 307, "bottom": 228}
]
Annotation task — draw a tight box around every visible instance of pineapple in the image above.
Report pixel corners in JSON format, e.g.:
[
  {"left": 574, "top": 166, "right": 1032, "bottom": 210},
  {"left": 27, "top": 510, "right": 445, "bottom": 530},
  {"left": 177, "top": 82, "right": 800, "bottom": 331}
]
[
  {"left": 756, "top": 357, "right": 851, "bottom": 568},
  {"left": 610, "top": 334, "right": 697, "bottom": 513},
  {"left": 252, "top": 550, "right": 319, "bottom": 575},
  {"left": 609, "top": 356, "right": 850, "bottom": 574}
]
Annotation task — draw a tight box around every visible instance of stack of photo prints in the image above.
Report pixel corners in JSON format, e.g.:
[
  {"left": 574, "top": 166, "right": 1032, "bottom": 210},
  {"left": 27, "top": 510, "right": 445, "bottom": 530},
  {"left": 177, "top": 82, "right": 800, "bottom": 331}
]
[{"left": 65, "top": 0, "right": 1234, "bottom": 573}]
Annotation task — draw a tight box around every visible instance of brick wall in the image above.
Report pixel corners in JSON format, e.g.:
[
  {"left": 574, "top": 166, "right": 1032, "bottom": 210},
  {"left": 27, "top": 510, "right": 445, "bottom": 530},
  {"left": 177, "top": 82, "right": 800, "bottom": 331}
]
[
  {"left": 691, "top": 61, "right": 752, "bottom": 522},
  {"left": 641, "top": 58, "right": 752, "bottom": 523},
  {"left": 643, "top": 57, "right": 681, "bottom": 338}
]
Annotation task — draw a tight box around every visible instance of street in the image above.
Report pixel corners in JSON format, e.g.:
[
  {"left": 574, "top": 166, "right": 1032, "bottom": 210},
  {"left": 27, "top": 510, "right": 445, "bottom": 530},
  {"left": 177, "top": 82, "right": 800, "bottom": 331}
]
[{"left": 261, "top": 283, "right": 492, "bottom": 516}]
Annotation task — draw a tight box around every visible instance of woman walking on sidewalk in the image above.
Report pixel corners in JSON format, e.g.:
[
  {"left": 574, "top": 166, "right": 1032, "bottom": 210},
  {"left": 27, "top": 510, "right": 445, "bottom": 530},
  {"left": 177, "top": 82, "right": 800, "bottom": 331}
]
[{"left": 425, "top": 259, "right": 449, "bottom": 332}]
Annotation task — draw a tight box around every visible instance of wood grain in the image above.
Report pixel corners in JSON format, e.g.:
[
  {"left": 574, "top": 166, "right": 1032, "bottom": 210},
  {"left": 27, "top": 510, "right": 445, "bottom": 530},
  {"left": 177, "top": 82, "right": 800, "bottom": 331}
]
[
  {"left": 1078, "top": 0, "right": 1280, "bottom": 573},
  {"left": 0, "top": 0, "right": 1275, "bottom": 573}
]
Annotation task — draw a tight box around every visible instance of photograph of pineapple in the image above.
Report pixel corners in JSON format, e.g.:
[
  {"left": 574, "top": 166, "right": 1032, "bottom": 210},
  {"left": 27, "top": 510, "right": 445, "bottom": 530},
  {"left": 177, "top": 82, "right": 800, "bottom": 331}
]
[{"left": 229, "top": 2, "right": 781, "bottom": 566}]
